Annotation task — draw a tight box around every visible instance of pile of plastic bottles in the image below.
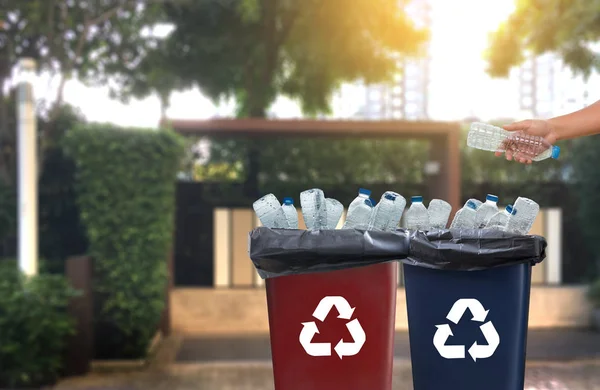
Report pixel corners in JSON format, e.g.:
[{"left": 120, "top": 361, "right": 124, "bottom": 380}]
[{"left": 253, "top": 189, "right": 539, "bottom": 235}]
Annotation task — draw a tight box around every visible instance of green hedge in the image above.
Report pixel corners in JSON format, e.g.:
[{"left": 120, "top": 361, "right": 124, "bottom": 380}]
[
  {"left": 64, "top": 124, "right": 184, "bottom": 358},
  {"left": 0, "top": 261, "right": 78, "bottom": 388},
  {"left": 571, "top": 135, "right": 600, "bottom": 280}
]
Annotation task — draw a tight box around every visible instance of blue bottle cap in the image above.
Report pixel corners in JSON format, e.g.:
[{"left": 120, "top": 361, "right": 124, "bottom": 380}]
[
  {"left": 384, "top": 193, "right": 396, "bottom": 201},
  {"left": 507, "top": 205, "right": 517, "bottom": 215},
  {"left": 486, "top": 194, "right": 499, "bottom": 203},
  {"left": 359, "top": 188, "right": 372, "bottom": 196},
  {"left": 411, "top": 196, "right": 423, "bottom": 203},
  {"left": 283, "top": 197, "right": 293, "bottom": 205},
  {"left": 364, "top": 198, "right": 374, "bottom": 207},
  {"left": 370, "top": 198, "right": 377, "bottom": 207},
  {"left": 551, "top": 145, "right": 560, "bottom": 159},
  {"left": 466, "top": 200, "right": 477, "bottom": 210}
]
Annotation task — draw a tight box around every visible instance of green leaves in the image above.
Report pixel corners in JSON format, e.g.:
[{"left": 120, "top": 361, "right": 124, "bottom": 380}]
[
  {"left": 63, "top": 124, "right": 184, "bottom": 358},
  {"left": 570, "top": 135, "right": 600, "bottom": 275},
  {"left": 130, "top": 0, "right": 427, "bottom": 117},
  {"left": 487, "top": 0, "right": 600, "bottom": 77},
  {"left": 0, "top": 261, "right": 78, "bottom": 388}
]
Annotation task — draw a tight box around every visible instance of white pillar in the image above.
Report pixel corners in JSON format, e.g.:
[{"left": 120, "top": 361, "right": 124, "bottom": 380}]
[
  {"left": 17, "top": 58, "right": 38, "bottom": 276},
  {"left": 544, "top": 208, "right": 562, "bottom": 285}
]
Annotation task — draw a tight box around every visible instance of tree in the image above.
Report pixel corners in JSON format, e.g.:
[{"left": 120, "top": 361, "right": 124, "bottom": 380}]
[
  {"left": 0, "top": 0, "right": 162, "bottom": 185},
  {"left": 486, "top": 0, "right": 600, "bottom": 78},
  {"left": 135, "top": 0, "right": 427, "bottom": 196},
  {"left": 139, "top": 0, "right": 426, "bottom": 117}
]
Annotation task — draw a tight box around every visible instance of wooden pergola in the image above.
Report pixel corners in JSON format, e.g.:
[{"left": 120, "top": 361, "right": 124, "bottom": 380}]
[{"left": 165, "top": 118, "right": 462, "bottom": 210}]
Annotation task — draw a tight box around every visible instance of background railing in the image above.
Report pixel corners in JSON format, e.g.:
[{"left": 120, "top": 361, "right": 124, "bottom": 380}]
[{"left": 212, "top": 208, "right": 563, "bottom": 288}]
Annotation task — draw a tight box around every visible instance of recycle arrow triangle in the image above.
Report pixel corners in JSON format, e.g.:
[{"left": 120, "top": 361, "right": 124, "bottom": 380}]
[{"left": 433, "top": 298, "right": 500, "bottom": 361}]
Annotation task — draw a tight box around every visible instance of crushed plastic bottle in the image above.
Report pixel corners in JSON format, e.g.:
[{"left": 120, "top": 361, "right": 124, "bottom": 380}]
[
  {"left": 506, "top": 197, "right": 540, "bottom": 235},
  {"left": 386, "top": 191, "right": 406, "bottom": 231},
  {"left": 368, "top": 191, "right": 406, "bottom": 231},
  {"left": 325, "top": 198, "right": 344, "bottom": 229},
  {"left": 343, "top": 188, "right": 374, "bottom": 229},
  {"left": 450, "top": 200, "right": 478, "bottom": 229},
  {"left": 405, "top": 196, "right": 430, "bottom": 231},
  {"left": 300, "top": 188, "right": 328, "bottom": 230},
  {"left": 281, "top": 197, "right": 299, "bottom": 229},
  {"left": 428, "top": 199, "right": 452, "bottom": 229},
  {"left": 475, "top": 194, "right": 499, "bottom": 228},
  {"left": 485, "top": 204, "right": 515, "bottom": 230},
  {"left": 466, "top": 198, "right": 482, "bottom": 210},
  {"left": 468, "top": 122, "right": 560, "bottom": 161},
  {"left": 253, "top": 193, "right": 289, "bottom": 229}
]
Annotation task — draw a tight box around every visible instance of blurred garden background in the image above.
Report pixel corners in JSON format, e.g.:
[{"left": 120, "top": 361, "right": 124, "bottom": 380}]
[{"left": 1, "top": 0, "right": 600, "bottom": 389}]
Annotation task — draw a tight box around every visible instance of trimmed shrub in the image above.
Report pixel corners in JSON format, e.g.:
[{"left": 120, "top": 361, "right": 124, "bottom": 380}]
[
  {"left": 63, "top": 124, "right": 184, "bottom": 358},
  {"left": 571, "top": 135, "right": 600, "bottom": 280},
  {"left": 0, "top": 261, "right": 78, "bottom": 388}
]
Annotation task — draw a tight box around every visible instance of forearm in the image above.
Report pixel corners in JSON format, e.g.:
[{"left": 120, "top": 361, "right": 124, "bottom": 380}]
[{"left": 548, "top": 100, "right": 600, "bottom": 140}]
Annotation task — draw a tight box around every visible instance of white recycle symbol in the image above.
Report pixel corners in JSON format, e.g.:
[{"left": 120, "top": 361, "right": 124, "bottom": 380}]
[
  {"left": 299, "top": 296, "right": 366, "bottom": 359},
  {"left": 433, "top": 298, "right": 500, "bottom": 362}
]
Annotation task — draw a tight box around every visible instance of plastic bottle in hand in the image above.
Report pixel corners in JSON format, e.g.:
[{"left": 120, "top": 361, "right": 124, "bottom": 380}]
[
  {"left": 368, "top": 192, "right": 406, "bottom": 231},
  {"left": 253, "top": 194, "right": 289, "bottom": 229},
  {"left": 428, "top": 199, "right": 452, "bottom": 229},
  {"left": 467, "top": 122, "right": 560, "bottom": 161},
  {"left": 300, "top": 188, "right": 328, "bottom": 230},
  {"left": 343, "top": 188, "right": 374, "bottom": 229},
  {"left": 405, "top": 196, "right": 430, "bottom": 231},
  {"left": 475, "top": 194, "right": 499, "bottom": 228},
  {"left": 485, "top": 204, "right": 515, "bottom": 231},
  {"left": 281, "top": 197, "right": 299, "bottom": 229},
  {"left": 505, "top": 197, "right": 540, "bottom": 235},
  {"left": 450, "top": 200, "right": 478, "bottom": 229},
  {"left": 325, "top": 198, "right": 343, "bottom": 229}
]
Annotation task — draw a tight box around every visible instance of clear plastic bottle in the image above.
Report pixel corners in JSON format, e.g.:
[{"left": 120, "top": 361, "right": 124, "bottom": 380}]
[
  {"left": 325, "top": 198, "right": 344, "bottom": 229},
  {"left": 281, "top": 197, "right": 299, "bottom": 229},
  {"left": 253, "top": 193, "right": 289, "bottom": 229},
  {"left": 385, "top": 191, "right": 406, "bottom": 231},
  {"left": 466, "top": 198, "right": 482, "bottom": 210},
  {"left": 300, "top": 188, "right": 328, "bottom": 230},
  {"left": 468, "top": 122, "right": 560, "bottom": 161},
  {"left": 485, "top": 204, "right": 515, "bottom": 231},
  {"left": 450, "top": 200, "right": 478, "bottom": 229},
  {"left": 428, "top": 199, "right": 452, "bottom": 229},
  {"left": 505, "top": 197, "right": 540, "bottom": 235},
  {"left": 343, "top": 188, "right": 374, "bottom": 229},
  {"left": 368, "top": 192, "right": 406, "bottom": 231},
  {"left": 405, "top": 196, "right": 430, "bottom": 231},
  {"left": 475, "top": 194, "right": 499, "bottom": 228}
]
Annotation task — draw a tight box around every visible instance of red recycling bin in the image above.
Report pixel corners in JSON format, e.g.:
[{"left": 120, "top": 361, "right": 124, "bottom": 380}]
[{"left": 265, "top": 261, "right": 398, "bottom": 390}]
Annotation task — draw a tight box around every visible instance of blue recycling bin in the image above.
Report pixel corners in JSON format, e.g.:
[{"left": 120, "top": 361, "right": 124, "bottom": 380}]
[{"left": 403, "top": 262, "right": 532, "bottom": 390}]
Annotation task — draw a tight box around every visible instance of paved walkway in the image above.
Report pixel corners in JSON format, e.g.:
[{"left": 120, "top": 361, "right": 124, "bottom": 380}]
[
  {"left": 175, "top": 329, "right": 600, "bottom": 362},
  {"left": 53, "top": 329, "right": 600, "bottom": 390},
  {"left": 55, "top": 361, "right": 600, "bottom": 390}
]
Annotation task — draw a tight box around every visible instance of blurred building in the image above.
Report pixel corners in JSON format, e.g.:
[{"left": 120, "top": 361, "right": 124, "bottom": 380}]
[
  {"left": 357, "top": 0, "right": 432, "bottom": 120},
  {"left": 517, "top": 52, "right": 597, "bottom": 119}
]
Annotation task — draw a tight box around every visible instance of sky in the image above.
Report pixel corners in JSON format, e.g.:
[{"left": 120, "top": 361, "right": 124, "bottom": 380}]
[{"left": 26, "top": 0, "right": 591, "bottom": 128}]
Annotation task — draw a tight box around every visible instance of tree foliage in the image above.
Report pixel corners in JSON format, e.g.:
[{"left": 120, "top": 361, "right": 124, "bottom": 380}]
[
  {"left": 571, "top": 134, "right": 600, "bottom": 276},
  {"left": 486, "top": 0, "right": 600, "bottom": 78},
  {"left": 0, "top": 0, "right": 162, "bottom": 184},
  {"left": 132, "top": 0, "right": 427, "bottom": 117},
  {"left": 63, "top": 124, "right": 184, "bottom": 358}
]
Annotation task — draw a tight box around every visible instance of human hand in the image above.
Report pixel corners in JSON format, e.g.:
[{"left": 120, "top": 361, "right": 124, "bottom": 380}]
[{"left": 495, "top": 119, "right": 558, "bottom": 164}]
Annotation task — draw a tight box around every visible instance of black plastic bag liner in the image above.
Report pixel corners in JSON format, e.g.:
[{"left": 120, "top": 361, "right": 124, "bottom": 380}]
[{"left": 249, "top": 227, "right": 547, "bottom": 279}]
